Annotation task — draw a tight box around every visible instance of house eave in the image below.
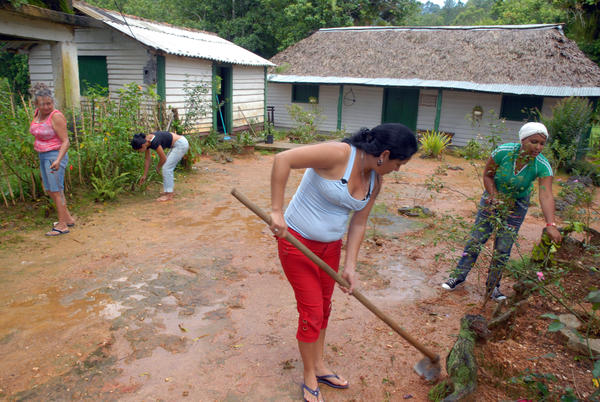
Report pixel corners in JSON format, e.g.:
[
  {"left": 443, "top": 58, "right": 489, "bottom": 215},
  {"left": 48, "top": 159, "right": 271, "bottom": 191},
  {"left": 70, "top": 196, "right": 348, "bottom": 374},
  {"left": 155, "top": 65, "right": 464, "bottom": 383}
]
[{"left": 268, "top": 74, "right": 600, "bottom": 97}]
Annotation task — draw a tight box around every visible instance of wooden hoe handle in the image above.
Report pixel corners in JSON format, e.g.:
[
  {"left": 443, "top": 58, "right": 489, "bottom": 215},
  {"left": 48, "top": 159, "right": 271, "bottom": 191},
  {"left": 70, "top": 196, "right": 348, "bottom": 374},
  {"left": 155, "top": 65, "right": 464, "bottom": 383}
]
[{"left": 231, "top": 188, "right": 439, "bottom": 363}]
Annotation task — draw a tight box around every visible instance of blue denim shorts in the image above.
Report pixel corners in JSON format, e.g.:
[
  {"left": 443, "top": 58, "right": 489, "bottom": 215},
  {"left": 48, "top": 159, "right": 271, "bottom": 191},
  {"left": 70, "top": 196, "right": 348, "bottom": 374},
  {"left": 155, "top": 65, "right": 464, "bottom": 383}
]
[{"left": 39, "top": 150, "right": 68, "bottom": 192}]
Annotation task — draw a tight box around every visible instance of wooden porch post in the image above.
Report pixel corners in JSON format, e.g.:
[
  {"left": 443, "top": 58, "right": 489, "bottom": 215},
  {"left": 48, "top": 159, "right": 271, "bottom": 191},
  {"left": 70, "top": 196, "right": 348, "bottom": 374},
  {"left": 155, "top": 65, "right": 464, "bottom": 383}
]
[{"left": 50, "top": 41, "right": 80, "bottom": 110}]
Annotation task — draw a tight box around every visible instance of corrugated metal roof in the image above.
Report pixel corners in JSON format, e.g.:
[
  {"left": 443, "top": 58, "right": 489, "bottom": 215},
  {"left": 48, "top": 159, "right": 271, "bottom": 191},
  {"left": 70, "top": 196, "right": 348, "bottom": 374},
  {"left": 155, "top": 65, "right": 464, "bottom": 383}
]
[
  {"left": 74, "top": 1, "right": 274, "bottom": 67},
  {"left": 268, "top": 74, "right": 600, "bottom": 97}
]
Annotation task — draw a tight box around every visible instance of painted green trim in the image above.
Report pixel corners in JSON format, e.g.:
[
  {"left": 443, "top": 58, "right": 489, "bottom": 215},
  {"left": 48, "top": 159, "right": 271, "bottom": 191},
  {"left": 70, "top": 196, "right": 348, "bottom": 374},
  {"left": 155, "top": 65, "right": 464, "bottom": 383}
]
[
  {"left": 337, "top": 84, "right": 344, "bottom": 130},
  {"left": 434, "top": 89, "right": 443, "bottom": 132},
  {"left": 225, "top": 66, "right": 233, "bottom": 134},
  {"left": 156, "top": 55, "right": 166, "bottom": 101},
  {"left": 212, "top": 63, "right": 217, "bottom": 132},
  {"left": 264, "top": 67, "right": 267, "bottom": 125}
]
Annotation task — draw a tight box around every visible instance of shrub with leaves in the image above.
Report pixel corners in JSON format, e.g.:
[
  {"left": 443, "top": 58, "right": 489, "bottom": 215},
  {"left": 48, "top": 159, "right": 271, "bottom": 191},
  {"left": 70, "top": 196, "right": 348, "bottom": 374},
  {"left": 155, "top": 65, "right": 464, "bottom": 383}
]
[
  {"left": 539, "top": 97, "right": 594, "bottom": 170},
  {"left": 419, "top": 130, "right": 452, "bottom": 158},
  {"left": 286, "top": 99, "right": 324, "bottom": 144},
  {"left": 459, "top": 138, "right": 488, "bottom": 160}
]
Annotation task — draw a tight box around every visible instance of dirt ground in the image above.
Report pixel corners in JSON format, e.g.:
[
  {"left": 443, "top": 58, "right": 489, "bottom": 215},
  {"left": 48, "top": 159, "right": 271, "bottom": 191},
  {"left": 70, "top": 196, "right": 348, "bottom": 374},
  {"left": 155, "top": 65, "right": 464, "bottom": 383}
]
[{"left": 0, "top": 150, "right": 598, "bottom": 401}]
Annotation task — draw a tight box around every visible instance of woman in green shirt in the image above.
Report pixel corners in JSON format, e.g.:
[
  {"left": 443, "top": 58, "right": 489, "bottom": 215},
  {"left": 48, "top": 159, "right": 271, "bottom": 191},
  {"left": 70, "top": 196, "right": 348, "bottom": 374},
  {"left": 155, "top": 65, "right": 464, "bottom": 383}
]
[{"left": 442, "top": 122, "right": 562, "bottom": 301}]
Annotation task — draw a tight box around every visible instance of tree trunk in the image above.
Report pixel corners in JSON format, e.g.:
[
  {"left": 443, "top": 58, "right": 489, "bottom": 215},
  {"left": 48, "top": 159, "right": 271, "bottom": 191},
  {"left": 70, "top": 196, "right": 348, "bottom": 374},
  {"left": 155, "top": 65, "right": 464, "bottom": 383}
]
[{"left": 443, "top": 314, "right": 488, "bottom": 401}]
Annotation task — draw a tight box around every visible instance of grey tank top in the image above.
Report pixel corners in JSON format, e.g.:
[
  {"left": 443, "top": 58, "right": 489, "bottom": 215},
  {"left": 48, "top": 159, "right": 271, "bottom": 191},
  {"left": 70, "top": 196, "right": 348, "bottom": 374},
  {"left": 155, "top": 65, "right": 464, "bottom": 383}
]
[{"left": 284, "top": 145, "right": 376, "bottom": 242}]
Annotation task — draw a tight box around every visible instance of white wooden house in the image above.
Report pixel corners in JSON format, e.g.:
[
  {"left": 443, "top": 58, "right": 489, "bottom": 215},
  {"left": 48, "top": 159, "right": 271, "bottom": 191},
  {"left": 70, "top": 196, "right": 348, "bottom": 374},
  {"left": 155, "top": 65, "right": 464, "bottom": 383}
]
[
  {"left": 26, "top": 0, "right": 274, "bottom": 134},
  {"left": 268, "top": 25, "right": 600, "bottom": 146}
]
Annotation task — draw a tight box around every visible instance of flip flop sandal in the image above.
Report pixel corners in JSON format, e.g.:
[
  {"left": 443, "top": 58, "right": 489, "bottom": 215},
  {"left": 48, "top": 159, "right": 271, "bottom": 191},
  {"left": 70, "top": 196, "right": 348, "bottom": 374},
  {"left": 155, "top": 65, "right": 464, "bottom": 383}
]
[
  {"left": 54, "top": 222, "right": 75, "bottom": 227},
  {"left": 302, "top": 383, "right": 323, "bottom": 402},
  {"left": 46, "top": 227, "right": 70, "bottom": 236},
  {"left": 317, "top": 374, "right": 349, "bottom": 389}
]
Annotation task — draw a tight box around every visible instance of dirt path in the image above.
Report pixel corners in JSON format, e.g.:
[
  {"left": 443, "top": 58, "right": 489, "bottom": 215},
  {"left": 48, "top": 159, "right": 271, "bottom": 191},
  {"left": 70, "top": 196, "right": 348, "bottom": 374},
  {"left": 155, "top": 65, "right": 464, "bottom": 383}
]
[{"left": 0, "top": 152, "right": 578, "bottom": 401}]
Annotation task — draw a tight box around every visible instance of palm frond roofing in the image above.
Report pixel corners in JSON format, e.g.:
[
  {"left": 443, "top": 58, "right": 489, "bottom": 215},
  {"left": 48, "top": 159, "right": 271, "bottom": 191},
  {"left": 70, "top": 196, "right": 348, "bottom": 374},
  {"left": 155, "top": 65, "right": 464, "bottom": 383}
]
[
  {"left": 74, "top": 1, "right": 274, "bottom": 67},
  {"left": 269, "top": 25, "right": 600, "bottom": 96}
]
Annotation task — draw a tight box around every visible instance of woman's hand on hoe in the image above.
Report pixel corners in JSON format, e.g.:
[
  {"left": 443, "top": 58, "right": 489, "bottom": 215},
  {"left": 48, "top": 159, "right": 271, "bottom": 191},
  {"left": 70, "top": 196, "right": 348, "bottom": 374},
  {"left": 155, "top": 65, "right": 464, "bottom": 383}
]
[
  {"left": 269, "top": 211, "right": 286, "bottom": 238},
  {"left": 340, "top": 268, "right": 356, "bottom": 295}
]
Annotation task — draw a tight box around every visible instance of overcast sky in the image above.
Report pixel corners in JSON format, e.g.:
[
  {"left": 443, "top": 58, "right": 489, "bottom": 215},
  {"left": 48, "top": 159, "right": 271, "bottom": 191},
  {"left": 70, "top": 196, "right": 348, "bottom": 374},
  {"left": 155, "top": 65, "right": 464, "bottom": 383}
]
[{"left": 418, "top": 0, "right": 447, "bottom": 7}]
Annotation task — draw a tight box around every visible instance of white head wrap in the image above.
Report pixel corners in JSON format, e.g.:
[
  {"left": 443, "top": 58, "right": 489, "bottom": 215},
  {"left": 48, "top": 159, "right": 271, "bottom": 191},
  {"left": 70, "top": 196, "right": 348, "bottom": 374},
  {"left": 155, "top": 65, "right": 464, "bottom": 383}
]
[{"left": 519, "top": 122, "right": 548, "bottom": 142}]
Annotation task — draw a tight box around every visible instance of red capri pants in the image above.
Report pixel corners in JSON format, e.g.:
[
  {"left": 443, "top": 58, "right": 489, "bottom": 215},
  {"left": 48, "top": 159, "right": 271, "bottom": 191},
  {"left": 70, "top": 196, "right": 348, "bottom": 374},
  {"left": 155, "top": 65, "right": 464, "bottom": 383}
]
[{"left": 278, "top": 228, "right": 342, "bottom": 343}]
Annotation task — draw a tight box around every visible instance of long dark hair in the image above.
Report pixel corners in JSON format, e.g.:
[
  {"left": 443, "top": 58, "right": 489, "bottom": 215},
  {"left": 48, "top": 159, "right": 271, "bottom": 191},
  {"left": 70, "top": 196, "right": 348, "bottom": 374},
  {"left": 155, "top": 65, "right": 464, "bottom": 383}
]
[
  {"left": 130, "top": 133, "right": 147, "bottom": 150},
  {"left": 342, "top": 123, "right": 418, "bottom": 161}
]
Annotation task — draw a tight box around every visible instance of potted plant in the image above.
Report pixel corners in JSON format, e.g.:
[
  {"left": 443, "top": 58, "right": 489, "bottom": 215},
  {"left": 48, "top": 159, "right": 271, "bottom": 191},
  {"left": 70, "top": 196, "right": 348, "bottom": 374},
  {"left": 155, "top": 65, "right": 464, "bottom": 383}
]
[{"left": 237, "top": 131, "right": 255, "bottom": 154}]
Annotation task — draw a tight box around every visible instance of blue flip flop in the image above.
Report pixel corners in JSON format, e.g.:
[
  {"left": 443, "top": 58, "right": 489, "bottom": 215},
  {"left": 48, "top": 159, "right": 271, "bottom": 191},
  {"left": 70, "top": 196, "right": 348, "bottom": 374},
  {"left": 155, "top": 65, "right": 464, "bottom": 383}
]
[
  {"left": 316, "top": 374, "right": 349, "bottom": 389},
  {"left": 46, "top": 227, "right": 70, "bottom": 236},
  {"left": 302, "top": 383, "right": 323, "bottom": 402}
]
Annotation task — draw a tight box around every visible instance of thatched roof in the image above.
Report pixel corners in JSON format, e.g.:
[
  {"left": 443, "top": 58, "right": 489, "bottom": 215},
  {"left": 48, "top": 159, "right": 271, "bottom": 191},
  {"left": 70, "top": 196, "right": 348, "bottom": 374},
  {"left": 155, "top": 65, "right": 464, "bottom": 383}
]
[{"left": 269, "top": 25, "right": 600, "bottom": 89}]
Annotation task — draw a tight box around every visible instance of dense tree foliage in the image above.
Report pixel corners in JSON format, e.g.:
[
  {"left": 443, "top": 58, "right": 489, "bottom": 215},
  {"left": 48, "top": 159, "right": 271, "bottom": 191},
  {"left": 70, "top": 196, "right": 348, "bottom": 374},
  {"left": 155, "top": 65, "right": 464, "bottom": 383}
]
[{"left": 0, "top": 52, "right": 30, "bottom": 97}]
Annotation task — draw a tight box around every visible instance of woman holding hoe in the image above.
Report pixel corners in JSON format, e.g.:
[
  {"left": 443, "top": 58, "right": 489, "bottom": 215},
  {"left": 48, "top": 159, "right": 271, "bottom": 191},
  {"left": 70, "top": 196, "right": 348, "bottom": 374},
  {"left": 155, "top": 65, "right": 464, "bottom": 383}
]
[
  {"left": 269, "top": 123, "right": 418, "bottom": 402},
  {"left": 130, "top": 131, "right": 189, "bottom": 202},
  {"left": 29, "top": 83, "right": 75, "bottom": 236},
  {"left": 442, "top": 122, "right": 562, "bottom": 301}
]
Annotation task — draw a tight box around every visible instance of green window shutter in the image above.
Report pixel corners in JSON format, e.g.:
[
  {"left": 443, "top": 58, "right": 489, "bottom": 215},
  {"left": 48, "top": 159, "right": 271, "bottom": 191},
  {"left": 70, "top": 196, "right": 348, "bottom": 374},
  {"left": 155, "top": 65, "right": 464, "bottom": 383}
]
[
  {"left": 292, "top": 84, "right": 319, "bottom": 103},
  {"left": 78, "top": 56, "right": 108, "bottom": 96},
  {"left": 157, "top": 55, "right": 166, "bottom": 101},
  {"left": 500, "top": 95, "right": 543, "bottom": 122}
]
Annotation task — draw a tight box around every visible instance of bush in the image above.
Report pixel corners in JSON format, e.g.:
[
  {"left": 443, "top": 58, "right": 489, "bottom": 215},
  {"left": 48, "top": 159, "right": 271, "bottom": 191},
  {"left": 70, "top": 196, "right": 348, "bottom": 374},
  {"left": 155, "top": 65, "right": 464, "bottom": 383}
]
[
  {"left": 286, "top": 100, "right": 324, "bottom": 144},
  {"left": 458, "top": 138, "right": 487, "bottom": 160},
  {"left": 419, "top": 130, "right": 452, "bottom": 158},
  {"left": 539, "top": 97, "right": 594, "bottom": 170}
]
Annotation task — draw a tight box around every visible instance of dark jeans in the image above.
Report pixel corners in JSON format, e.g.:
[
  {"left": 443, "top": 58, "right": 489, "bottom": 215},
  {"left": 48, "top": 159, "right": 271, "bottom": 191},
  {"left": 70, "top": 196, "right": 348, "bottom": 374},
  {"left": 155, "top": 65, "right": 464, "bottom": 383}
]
[{"left": 453, "top": 192, "right": 530, "bottom": 290}]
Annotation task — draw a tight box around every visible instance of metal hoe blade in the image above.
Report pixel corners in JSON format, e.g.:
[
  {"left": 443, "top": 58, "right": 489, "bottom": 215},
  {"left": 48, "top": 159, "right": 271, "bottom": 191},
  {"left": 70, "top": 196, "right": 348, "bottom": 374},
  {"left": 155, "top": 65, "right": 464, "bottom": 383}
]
[{"left": 414, "top": 356, "right": 442, "bottom": 381}]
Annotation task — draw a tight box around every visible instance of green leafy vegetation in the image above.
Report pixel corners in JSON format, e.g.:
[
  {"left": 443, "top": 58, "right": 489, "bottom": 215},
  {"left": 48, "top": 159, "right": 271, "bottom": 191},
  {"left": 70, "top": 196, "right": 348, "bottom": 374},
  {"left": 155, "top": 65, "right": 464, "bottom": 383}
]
[
  {"left": 539, "top": 97, "right": 595, "bottom": 171},
  {"left": 419, "top": 130, "right": 452, "bottom": 158},
  {"left": 286, "top": 100, "right": 324, "bottom": 144}
]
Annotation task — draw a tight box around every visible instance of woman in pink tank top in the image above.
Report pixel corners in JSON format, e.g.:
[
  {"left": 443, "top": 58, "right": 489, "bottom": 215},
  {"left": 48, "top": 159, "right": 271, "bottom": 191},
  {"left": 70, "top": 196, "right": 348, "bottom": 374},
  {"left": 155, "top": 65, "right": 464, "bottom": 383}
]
[{"left": 29, "top": 83, "right": 75, "bottom": 236}]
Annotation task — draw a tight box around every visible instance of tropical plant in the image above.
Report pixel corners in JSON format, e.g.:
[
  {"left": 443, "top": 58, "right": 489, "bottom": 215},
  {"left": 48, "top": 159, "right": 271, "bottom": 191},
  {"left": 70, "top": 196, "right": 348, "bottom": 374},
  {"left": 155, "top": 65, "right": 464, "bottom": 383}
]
[
  {"left": 90, "top": 164, "right": 130, "bottom": 202},
  {"left": 286, "top": 99, "right": 324, "bottom": 144},
  {"left": 419, "top": 130, "right": 452, "bottom": 158}
]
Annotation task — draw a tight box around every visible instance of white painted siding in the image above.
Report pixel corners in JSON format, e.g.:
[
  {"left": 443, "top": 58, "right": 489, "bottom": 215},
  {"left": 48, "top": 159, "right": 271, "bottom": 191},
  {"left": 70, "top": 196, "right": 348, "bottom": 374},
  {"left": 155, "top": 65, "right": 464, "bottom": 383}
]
[
  {"left": 435, "top": 90, "right": 508, "bottom": 146},
  {"left": 28, "top": 43, "right": 55, "bottom": 93},
  {"left": 436, "top": 90, "right": 558, "bottom": 146},
  {"left": 164, "top": 55, "right": 213, "bottom": 132},
  {"left": 416, "top": 88, "right": 438, "bottom": 131},
  {"left": 267, "top": 83, "right": 339, "bottom": 132},
  {"left": 340, "top": 85, "right": 383, "bottom": 134},
  {"left": 75, "top": 27, "right": 147, "bottom": 98},
  {"left": 232, "top": 66, "right": 266, "bottom": 130},
  {"left": 263, "top": 81, "right": 587, "bottom": 145},
  {"left": 317, "top": 85, "right": 340, "bottom": 132},
  {"left": 267, "top": 82, "right": 293, "bottom": 128}
]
